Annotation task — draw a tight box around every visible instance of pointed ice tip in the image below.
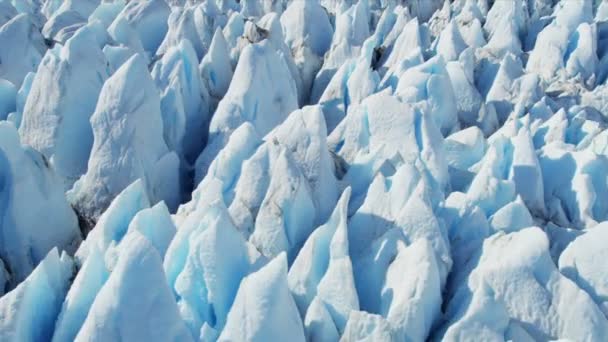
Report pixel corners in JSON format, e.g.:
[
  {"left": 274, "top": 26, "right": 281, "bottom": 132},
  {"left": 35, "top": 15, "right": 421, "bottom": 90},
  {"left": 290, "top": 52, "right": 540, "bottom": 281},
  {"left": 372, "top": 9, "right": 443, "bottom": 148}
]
[
  {"left": 122, "top": 178, "right": 148, "bottom": 202},
  {"left": 0, "top": 119, "right": 19, "bottom": 143},
  {"left": 211, "top": 26, "right": 226, "bottom": 46},
  {"left": 233, "top": 121, "right": 260, "bottom": 141},
  {"left": 115, "top": 53, "right": 148, "bottom": 80},
  {"left": 303, "top": 105, "right": 328, "bottom": 135},
  {"left": 337, "top": 187, "right": 352, "bottom": 212},
  {"left": 275, "top": 251, "right": 288, "bottom": 270},
  {"left": 151, "top": 200, "right": 169, "bottom": 212},
  {"left": 257, "top": 251, "right": 289, "bottom": 282}
]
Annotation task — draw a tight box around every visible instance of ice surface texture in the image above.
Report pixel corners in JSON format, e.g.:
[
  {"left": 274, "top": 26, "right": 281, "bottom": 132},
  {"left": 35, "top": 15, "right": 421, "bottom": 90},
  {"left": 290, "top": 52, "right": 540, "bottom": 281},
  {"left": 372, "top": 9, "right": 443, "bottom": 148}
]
[{"left": 3, "top": 0, "right": 608, "bottom": 341}]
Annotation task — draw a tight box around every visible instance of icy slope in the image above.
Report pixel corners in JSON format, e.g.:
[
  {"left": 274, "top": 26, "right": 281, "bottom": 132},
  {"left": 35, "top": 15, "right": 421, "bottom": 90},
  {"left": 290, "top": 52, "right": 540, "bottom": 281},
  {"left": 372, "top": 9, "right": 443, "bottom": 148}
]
[
  {"left": 2, "top": 0, "right": 608, "bottom": 341},
  {"left": 68, "top": 53, "right": 180, "bottom": 225},
  {"left": 0, "top": 122, "right": 80, "bottom": 287}
]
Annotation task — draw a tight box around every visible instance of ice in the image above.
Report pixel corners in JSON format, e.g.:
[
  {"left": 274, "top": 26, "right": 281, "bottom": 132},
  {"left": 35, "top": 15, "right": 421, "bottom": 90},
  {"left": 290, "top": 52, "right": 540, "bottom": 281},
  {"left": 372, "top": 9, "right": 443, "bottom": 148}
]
[
  {"left": 484, "top": 53, "right": 523, "bottom": 118},
  {"left": 345, "top": 46, "right": 380, "bottom": 106},
  {"left": 303, "top": 297, "right": 340, "bottom": 341},
  {"left": 107, "top": 16, "right": 147, "bottom": 61},
  {"left": 380, "top": 5, "right": 412, "bottom": 53},
  {"left": 397, "top": 184, "right": 452, "bottom": 285},
  {"left": 510, "top": 127, "right": 545, "bottom": 213},
  {"left": 428, "top": 0, "right": 450, "bottom": 37},
  {"left": 316, "top": 60, "right": 356, "bottom": 132},
  {"left": 560, "top": 221, "right": 608, "bottom": 317},
  {"left": 309, "top": 0, "right": 371, "bottom": 102},
  {"left": 222, "top": 12, "right": 245, "bottom": 66},
  {"left": 444, "top": 126, "right": 486, "bottom": 173},
  {"left": 41, "top": 10, "right": 86, "bottom": 44},
  {"left": 459, "top": 18, "right": 486, "bottom": 48},
  {"left": 200, "top": 28, "right": 233, "bottom": 105},
  {"left": 152, "top": 38, "right": 209, "bottom": 164},
  {"left": 0, "top": 14, "right": 46, "bottom": 87},
  {"left": 257, "top": 12, "right": 305, "bottom": 106},
  {"left": 41, "top": 0, "right": 62, "bottom": 19},
  {"left": 434, "top": 19, "right": 467, "bottom": 62},
  {"left": 314, "top": 194, "right": 359, "bottom": 332},
  {"left": 125, "top": 202, "right": 175, "bottom": 259},
  {"left": 565, "top": 22, "right": 598, "bottom": 84},
  {"left": 6, "top": 72, "right": 34, "bottom": 128},
  {"left": 281, "top": 0, "right": 331, "bottom": 59},
  {"left": 0, "top": 2, "right": 17, "bottom": 28},
  {"left": 4, "top": 1, "right": 608, "bottom": 340},
  {"left": 329, "top": 90, "right": 448, "bottom": 190},
  {"left": 200, "top": 106, "right": 337, "bottom": 252},
  {"left": 380, "top": 16, "right": 422, "bottom": 69},
  {"left": 288, "top": 188, "right": 359, "bottom": 334},
  {"left": 74, "top": 232, "right": 192, "bottom": 342},
  {"left": 484, "top": 0, "right": 527, "bottom": 38},
  {"left": 183, "top": 123, "right": 261, "bottom": 218},
  {"left": 527, "top": 23, "right": 571, "bottom": 83},
  {"left": 410, "top": 0, "right": 442, "bottom": 23},
  {"left": 0, "top": 260, "right": 7, "bottom": 296},
  {"left": 157, "top": 6, "right": 202, "bottom": 59},
  {"left": 439, "top": 227, "right": 608, "bottom": 341},
  {"left": 553, "top": 0, "right": 592, "bottom": 32},
  {"left": 526, "top": 1, "right": 593, "bottom": 85},
  {"left": 249, "top": 148, "right": 316, "bottom": 261},
  {"left": 280, "top": 0, "right": 333, "bottom": 102},
  {"left": 240, "top": 0, "right": 263, "bottom": 18},
  {"left": 488, "top": 196, "right": 533, "bottom": 233},
  {"left": 265, "top": 105, "right": 339, "bottom": 223},
  {"left": 341, "top": 310, "right": 393, "bottom": 341},
  {"left": 381, "top": 239, "right": 441, "bottom": 341},
  {"left": 75, "top": 179, "right": 150, "bottom": 263},
  {"left": 51, "top": 0, "right": 99, "bottom": 19},
  {"left": 466, "top": 140, "right": 517, "bottom": 216},
  {"left": 195, "top": 40, "right": 298, "bottom": 178},
  {"left": 440, "top": 192, "right": 490, "bottom": 296},
  {"left": 484, "top": 16, "right": 522, "bottom": 59},
  {"left": 348, "top": 162, "right": 423, "bottom": 256},
  {"left": 394, "top": 56, "right": 459, "bottom": 136},
  {"left": 7, "top": 0, "right": 45, "bottom": 28},
  {"left": 111, "top": 0, "right": 169, "bottom": 54},
  {"left": 218, "top": 0, "right": 239, "bottom": 15},
  {"left": 446, "top": 59, "right": 498, "bottom": 135},
  {"left": 43, "top": 0, "right": 104, "bottom": 41},
  {"left": 68, "top": 54, "right": 180, "bottom": 222},
  {"left": 19, "top": 23, "right": 109, "bottom": 188},
  {"left": 225, "top": 145, "right": 275, "bottom": 236},
  {"left": 352, "top": 229, "right": 407, "bottom": 314},
  {"left": 0, "top": 122, "right": 81, "bottom": 285},
  {"left": 0, "top": 79, "right": 16, "bottom": 121},
  {"left": 539, "top": 145, "right": 608, "bottom": 229},
  {"left": 454, "top": 0, "right": 483, "bottom": 25},
  {"left": 52, "top": 245, "right": 108, "bottom": 342},
  {"left": 0, "top": 249, "right": 73, "bottom": 342},
  {"left": 219, "top": 253, "right": 305, "bottom": 342},
  {"left": 88, "top": 0, "right": 125, "bottom": 29},
  {"left": 165, "top": 199, "right": 263, "bottom": 338}
]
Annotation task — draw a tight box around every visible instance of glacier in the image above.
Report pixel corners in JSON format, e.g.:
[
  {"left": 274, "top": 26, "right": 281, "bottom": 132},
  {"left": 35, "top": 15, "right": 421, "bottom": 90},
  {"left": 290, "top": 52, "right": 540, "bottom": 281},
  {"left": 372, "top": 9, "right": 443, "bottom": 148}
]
[{"left": 1, "top": 0, "right": 608, "bottom": 341}]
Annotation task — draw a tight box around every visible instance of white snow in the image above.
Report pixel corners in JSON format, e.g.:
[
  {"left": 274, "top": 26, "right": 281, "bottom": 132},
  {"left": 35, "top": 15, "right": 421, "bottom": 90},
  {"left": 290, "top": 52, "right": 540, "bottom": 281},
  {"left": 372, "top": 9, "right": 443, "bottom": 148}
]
[
  {"left": 0, "top": 249, "right": 73, "bottom": 342},
  {"left": 68, "top": 53, "right": 180, "bottom": 221},
  {"left": 0, "top": 122, "right": 80, "bottom": 285},
  {"left": 0, "top": 14, "right": 46, "bottom": 88},
  {"left": 195, "top": 40, "right": 298, "bottom": 180},
  {"left": 75, "top": 232, "right": 192, "bottom": 342},
  {"left": 19, "top": 23, "right": 109, "bottom": 188},
  {"left": 1, "top": 1, "right": 608, "bottom": 341},
  {"left": 219, "top": 253, "right": 305, "bottom": 342}
]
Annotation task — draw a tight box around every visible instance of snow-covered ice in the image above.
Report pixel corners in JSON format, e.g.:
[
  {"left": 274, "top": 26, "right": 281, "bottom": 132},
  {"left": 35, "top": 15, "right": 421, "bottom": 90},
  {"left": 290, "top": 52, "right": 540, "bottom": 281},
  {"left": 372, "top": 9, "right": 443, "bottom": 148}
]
[{"left": 1, "top": 0, "right": 608, "bottom": 341}]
